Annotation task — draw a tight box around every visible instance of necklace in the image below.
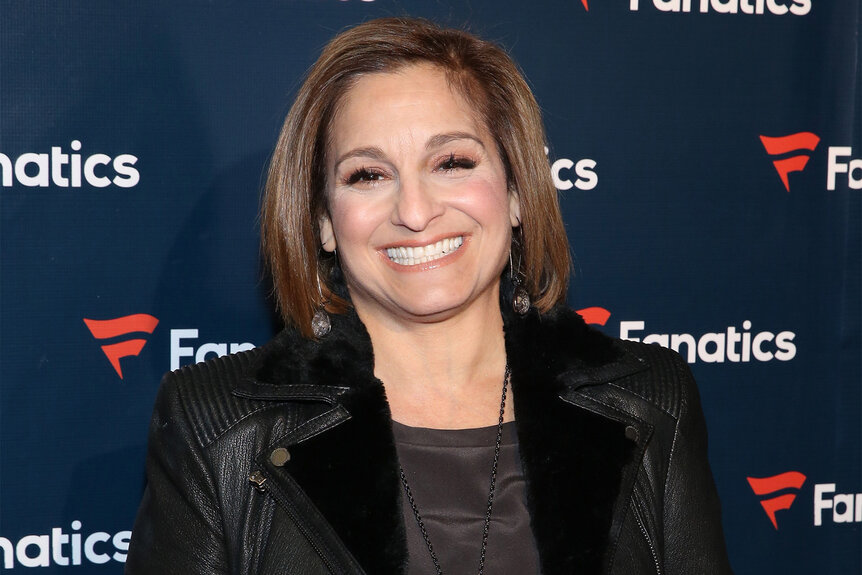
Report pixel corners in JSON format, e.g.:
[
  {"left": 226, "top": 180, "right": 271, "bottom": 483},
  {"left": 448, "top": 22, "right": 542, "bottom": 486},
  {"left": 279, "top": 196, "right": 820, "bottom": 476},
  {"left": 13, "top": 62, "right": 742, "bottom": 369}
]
[{"left": 398, "top": 365, "right": 510, "bottom": 575}]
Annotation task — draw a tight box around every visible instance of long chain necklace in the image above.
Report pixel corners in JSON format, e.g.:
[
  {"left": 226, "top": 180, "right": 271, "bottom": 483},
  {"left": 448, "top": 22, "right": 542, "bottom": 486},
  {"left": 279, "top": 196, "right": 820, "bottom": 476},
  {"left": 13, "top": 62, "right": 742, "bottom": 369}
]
[{"left": 398, "top": 365, "right": 511, "bottom": 575}]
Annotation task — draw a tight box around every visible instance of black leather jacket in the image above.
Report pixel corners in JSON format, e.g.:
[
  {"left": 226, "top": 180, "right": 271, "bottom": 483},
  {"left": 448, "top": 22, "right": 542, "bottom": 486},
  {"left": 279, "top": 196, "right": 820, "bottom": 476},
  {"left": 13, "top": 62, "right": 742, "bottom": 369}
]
[{"left": 126, "top": 304, "right": 732, "bottom": 574}]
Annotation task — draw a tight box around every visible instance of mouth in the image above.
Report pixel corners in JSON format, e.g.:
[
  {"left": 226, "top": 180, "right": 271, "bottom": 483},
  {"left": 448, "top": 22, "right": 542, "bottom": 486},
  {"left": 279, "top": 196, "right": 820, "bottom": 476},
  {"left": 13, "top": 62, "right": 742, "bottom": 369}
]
[{"left": 384, "top": 236, "right": 464, "bottom": 266}]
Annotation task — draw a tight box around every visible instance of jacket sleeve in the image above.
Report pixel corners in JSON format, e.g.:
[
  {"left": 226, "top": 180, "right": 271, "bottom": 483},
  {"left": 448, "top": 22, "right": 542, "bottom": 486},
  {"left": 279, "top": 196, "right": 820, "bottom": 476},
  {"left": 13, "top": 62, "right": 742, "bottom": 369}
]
[
  {"left": 663, "top": 355, "right": 734, "bottom": 575},
  {"left": 125, "top": 372, "right": 229, "bottom": 575}
]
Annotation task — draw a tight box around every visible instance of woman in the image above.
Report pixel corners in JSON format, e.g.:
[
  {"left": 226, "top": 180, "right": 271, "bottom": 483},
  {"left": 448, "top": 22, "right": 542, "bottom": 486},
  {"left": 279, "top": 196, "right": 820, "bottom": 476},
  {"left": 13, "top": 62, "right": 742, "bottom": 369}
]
[{"left": 127, "top": 17, "right": 732, "bottom": 575}]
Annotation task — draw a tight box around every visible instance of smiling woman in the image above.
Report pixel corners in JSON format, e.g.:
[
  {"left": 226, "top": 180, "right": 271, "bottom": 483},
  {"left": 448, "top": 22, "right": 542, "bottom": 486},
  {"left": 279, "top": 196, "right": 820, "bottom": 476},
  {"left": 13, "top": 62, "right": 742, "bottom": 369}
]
[
  {"left": 260, "top": 19, "right": 572, "bottom": 344},
  {"left": 126, "top": 17, "right": 732, "bottom": 575},
  {"left": 320, "top": 64, "right": 519, "bottom": 334}
]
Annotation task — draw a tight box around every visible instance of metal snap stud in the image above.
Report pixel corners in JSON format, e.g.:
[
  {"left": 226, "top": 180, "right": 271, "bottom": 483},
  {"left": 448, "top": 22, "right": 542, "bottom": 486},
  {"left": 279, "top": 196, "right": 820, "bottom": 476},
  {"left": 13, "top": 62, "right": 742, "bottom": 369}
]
[{"left": 270, "top": 447, "right": 291, "bottom": 467}]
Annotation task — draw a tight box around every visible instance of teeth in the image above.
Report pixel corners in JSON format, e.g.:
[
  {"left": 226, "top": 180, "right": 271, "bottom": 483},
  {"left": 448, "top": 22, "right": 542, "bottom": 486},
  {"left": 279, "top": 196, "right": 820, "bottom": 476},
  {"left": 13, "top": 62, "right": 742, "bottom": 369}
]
[{"left": 386, "top": 236, "right": 463, "bottom": 266}]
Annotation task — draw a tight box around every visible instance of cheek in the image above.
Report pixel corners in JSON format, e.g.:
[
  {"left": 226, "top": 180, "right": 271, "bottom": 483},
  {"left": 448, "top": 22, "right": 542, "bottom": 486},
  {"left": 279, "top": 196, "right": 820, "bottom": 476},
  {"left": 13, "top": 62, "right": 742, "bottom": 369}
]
[
  {"left": 451, "top": 179, "right": 512, "bottom": 223},
  {"left": 327, "top": 196, "right": 384, "bottom": 246}
]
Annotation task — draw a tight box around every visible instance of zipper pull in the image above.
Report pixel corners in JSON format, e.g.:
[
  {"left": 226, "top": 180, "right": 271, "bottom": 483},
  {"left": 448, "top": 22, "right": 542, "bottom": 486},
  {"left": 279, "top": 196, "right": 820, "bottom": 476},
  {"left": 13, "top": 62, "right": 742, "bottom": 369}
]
[{"left": 248, "top": 470, "right": 268, "bottom": 492}]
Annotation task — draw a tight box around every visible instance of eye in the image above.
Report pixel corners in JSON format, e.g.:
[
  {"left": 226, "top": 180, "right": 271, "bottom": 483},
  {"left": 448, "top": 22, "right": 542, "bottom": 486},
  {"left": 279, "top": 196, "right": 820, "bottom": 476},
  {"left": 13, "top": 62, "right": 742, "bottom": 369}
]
[
  {"left": 436, "top": 154, "right": 476, "bottom": 172},
  {"left": 344, "top": 167, "right": 386, "bottom": 186}
]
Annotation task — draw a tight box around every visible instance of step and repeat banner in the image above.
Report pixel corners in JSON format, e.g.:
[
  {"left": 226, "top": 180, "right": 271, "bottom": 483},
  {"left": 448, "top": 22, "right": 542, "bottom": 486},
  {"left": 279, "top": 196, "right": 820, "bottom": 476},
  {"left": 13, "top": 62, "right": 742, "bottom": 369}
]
[{"left": 1, "top": 1, "right": 859, "bottom": 572}]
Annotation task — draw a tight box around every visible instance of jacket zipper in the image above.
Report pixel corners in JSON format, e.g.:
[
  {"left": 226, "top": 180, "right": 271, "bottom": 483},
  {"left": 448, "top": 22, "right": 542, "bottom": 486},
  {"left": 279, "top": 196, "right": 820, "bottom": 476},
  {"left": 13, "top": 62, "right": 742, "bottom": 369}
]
[
  {"left": 632, "top": 502, "right": 663, "bottom": 575},
  {"left": 248, "top": 470, "right": 268, "bottom": 491},
  {"left": 248, "top": 469, "right": 341, "bottom": 574}
]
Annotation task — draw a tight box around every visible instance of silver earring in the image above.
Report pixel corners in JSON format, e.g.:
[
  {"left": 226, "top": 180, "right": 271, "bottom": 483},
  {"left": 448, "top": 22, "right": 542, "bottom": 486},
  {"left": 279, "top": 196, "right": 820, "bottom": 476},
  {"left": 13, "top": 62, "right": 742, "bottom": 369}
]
[
  {"left": 311, "top": 273, "right": 331, "bottom": 338},
  {"left": 509, "top": 249, "right": 530, "bottom": 316}
]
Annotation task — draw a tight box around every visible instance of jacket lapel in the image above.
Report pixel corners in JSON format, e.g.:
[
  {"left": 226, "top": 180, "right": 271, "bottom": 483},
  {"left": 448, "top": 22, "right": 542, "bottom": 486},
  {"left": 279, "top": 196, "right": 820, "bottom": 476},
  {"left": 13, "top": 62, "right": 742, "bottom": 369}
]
[
  {"left": 238, "top": 310, "right": 408, "bottom": 575},
  {"left": 504, "top": 305, "right": 649, "bottom": 575}
]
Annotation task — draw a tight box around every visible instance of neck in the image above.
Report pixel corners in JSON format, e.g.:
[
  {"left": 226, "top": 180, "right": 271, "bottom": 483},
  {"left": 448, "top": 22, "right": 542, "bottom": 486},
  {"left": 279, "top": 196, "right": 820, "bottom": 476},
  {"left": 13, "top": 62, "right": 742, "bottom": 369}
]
[{"left": 355, "top": 293, "right": 512, "bottom": 429}]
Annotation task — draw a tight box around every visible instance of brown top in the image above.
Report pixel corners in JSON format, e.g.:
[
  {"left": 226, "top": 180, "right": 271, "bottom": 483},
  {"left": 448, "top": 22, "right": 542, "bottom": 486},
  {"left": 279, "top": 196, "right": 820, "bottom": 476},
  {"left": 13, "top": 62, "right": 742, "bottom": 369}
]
[{"left": 393, "top": 420, "right": 542, "bottom": 575}]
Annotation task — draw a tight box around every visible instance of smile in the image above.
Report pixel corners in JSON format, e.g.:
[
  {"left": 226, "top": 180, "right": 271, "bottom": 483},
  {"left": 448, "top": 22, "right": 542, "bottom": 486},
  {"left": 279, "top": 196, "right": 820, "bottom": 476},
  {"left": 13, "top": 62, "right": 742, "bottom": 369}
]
[{"left": 385, "top": 236, "right": 464, "bottom": 266}]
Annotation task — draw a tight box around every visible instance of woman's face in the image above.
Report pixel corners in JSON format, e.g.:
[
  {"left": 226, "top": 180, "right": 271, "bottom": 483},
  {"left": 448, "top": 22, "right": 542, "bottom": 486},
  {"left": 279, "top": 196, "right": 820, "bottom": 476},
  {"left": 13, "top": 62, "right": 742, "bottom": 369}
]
[{"left": 320, "top": 63, "right": 520, "bottom": 326}]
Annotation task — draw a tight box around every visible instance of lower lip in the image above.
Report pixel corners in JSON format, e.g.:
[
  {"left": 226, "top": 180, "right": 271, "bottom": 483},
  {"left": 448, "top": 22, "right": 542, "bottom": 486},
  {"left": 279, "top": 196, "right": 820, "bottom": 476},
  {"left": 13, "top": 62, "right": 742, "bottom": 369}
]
[{"left": 379, "top": 237, "right": 469, "bottom": 272}]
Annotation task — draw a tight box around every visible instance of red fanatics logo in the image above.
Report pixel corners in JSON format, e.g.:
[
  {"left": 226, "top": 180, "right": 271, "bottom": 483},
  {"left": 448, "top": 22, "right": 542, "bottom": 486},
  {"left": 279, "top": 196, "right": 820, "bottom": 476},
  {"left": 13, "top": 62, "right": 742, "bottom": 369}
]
[
  {"left": 747, "top": 471, "right": 807, "bottom": 529},
  {"left": 84, "top": 314, "right": 159, "bottom": 379},
  {"left": 759, "top": 132, "right": 820, "bottom": 192}
]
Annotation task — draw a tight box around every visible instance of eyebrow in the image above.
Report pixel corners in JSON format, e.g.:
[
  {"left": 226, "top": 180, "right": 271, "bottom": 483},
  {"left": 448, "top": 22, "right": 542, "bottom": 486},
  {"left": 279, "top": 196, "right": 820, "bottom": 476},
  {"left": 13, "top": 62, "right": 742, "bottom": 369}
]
[
  {"left": 333, "top": 146, "right": 386, "bottom": 172},
  {"left": 332, "top": 132, "right": 486, "bottom": 172},
  {"left": 425, "top": 131, "right": 487, "bottom": 151}
]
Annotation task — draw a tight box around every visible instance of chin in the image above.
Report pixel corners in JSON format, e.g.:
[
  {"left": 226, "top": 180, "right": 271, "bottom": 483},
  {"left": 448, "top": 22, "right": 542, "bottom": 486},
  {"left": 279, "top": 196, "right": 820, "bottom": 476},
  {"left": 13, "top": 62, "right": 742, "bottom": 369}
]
[
  {"left": 389, "top": 286, "right": 500, "bottom": 324},
  {"left": 349, "top": 274, "right": 503, "bottom": 325},
  {"left": 393, "top": 299, "right": 468, "bottom": 322}
]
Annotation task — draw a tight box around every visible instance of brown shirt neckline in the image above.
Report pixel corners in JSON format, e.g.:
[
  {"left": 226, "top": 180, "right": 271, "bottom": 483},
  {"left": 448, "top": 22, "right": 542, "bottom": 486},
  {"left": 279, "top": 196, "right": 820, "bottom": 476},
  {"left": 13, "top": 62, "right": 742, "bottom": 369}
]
[{"left": 393, "top": 420, "right": 542, "bottom": 574}]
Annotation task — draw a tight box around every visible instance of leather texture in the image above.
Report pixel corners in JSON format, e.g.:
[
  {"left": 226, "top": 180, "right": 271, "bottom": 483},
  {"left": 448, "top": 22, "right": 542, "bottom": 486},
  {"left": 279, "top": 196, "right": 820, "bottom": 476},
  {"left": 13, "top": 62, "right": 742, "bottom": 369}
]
[{"left": 126, "top": 303, "right": 733, "bottom": 574}]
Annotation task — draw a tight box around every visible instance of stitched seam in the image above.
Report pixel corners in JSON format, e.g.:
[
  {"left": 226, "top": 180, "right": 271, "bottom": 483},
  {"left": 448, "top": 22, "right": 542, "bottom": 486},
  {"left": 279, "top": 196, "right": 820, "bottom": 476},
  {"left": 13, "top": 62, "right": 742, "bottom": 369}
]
[
  {"left": 565, "top": 391, "right": 642, "bottom": 424},
  {"left": 235, "top": 390, "right": 346, "bottom": 402},
  {"left": 565, "top": 392, "right": 655, "bottom": 445},
  {"left": 557, "top": 349, "right": 649, "bottom": 383},
  {"left": 631, "top": 499, "right": 662, "bottom": 575},
  {"left": 260, "top": 470, "right": 351, "bottom": 574},
  {"left": 265, "top": 405, "right": 350, "bottom": 449},
  {"left": 606, "top": 481, "right": 634, "bottom": 573},
  {"left": 607, "top": 381, "right": 677, "bottom": 419},
  {"left": 249, "top": 496, "right": 276, "bottom": 573},
  {"left": 243, "top": 381, "right": 350, "bottom": 392},
  {"left": 202, "top": 403, "right": 291, "bottom": 448},
  {"left": 571, "top": 390, "right": 655, "bottom": 574},
  {"left": 662, "top": 380, "right": 686, "bottom": 504}
]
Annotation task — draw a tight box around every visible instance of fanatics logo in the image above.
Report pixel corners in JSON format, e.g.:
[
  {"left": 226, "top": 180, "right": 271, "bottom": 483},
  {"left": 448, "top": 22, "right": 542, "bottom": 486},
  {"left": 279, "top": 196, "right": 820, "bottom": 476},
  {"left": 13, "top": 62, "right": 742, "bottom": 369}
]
[
  {"left": 747, "top": 471, "right": 807, "bottom": 529},
  {"left": 629, "top": 0, "right": 811, "bottom": 15},
  {"left": 581, "top": 0, "right": 589, "bottom": 10},
  {"left": 759, "top": 132, "right": 820, "bottom": 192},
  {"left": 83, "top": 314, "right": 159, "bottom": 379},
  {"left": 0, "top": 140, "right": 140, "bottom": 188},
  {"left": 577, "top": 308, "right": 797, "bottom": 364}
]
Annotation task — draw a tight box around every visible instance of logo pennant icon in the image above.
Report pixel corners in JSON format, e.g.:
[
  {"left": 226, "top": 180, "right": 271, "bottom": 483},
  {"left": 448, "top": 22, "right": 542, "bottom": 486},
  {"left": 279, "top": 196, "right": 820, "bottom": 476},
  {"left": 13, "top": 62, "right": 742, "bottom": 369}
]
[
  {"left": 759, "top": 132, "right": 820, "bottom": 192},
  {"left": 747, "top": 471, "right": 807, "bottom": 529},
  {"left": 84, "top": 314, "right": 159, "bottom": 379}
]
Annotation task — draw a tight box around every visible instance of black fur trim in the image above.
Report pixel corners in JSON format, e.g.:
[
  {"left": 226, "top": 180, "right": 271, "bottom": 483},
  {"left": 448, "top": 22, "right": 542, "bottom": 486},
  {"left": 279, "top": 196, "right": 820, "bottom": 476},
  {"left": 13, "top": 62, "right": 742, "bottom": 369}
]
[
  {"left": 504, "top": 306, "right": 637, "bottom": 574},
  {"left": 252, "top": 310, "right": 408, "bottom": 574}
]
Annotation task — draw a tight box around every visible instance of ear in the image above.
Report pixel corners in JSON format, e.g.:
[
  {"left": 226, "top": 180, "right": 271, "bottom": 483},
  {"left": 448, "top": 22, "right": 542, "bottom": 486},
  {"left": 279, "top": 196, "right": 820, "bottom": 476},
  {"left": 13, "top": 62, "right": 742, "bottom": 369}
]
[
  {"left": 319, "top": 214, "right": 337, "bottom": 252},
  {"left": 508, "top": 188, "right": 522, "bottom": 228}
]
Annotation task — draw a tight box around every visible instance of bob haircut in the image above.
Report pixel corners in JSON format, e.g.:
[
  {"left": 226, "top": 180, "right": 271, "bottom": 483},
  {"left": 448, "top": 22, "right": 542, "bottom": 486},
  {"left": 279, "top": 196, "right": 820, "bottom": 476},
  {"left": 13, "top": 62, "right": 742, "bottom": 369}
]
[{"left": 262, "top": 16, "right": 571, "bottom": 337}]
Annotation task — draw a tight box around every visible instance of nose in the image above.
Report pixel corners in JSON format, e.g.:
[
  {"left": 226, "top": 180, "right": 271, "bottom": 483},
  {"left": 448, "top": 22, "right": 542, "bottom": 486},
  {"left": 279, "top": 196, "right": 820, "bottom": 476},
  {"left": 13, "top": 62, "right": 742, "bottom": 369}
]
[{"left": 390, "top": 176, "right": 443, "bottom": 231}]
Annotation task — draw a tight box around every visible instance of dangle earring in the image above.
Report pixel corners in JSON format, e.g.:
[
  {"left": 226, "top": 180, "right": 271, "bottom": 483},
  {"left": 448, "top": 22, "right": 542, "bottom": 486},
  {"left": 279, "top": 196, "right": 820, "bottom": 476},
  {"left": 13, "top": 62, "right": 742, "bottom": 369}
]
[
  {"left": 311, "top": 271, "right": 331, "bottom": 338},
  {"left": 509, "top": 244, "right": 531, "bottom": 316}
]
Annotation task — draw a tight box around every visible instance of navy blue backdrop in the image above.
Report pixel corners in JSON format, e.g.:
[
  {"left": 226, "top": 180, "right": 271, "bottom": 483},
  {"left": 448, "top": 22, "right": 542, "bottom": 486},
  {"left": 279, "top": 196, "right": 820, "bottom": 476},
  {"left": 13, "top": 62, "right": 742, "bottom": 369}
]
[{"left": 1, "top": 1, "right": 860, "bottom": 572}]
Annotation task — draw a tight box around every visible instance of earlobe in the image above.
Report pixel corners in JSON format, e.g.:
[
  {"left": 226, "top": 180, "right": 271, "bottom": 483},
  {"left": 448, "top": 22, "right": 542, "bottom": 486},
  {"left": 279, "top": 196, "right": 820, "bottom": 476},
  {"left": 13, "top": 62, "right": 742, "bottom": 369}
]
[
  {"left": 508, "top": 190, "right": 522, "bottom": 228},
  {"left": 319, "top": 215, "right": 337, "bottom": 252}
]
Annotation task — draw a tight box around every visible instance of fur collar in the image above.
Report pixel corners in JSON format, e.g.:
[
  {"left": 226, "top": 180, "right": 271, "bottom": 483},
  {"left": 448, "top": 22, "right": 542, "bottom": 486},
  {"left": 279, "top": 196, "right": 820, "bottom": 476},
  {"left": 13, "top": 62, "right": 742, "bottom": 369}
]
[{"left": 240, "top": 301, "right": 646, "bottom": 574}]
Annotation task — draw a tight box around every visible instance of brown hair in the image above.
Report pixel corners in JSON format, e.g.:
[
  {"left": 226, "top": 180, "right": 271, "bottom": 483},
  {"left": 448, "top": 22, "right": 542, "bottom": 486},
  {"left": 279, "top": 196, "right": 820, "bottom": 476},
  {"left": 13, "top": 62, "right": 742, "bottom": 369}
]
[{"left": 262, "top": 17, "right": 571, "bottom": 337}]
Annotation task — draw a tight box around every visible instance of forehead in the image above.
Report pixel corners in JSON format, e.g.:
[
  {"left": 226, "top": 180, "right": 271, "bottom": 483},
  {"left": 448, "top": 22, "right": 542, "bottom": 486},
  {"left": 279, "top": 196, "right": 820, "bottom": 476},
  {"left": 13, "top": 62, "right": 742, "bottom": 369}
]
[{"left": 328, "top": 64, "right": 488, "bottom": 152}]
